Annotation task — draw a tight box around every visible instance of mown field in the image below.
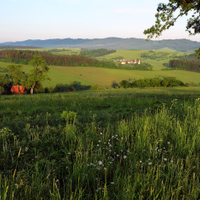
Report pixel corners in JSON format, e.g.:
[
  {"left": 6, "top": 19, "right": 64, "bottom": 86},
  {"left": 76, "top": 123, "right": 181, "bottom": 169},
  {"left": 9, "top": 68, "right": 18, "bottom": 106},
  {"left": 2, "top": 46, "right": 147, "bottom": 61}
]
[
  {"left": 1, "top": 88, "right": 200, "bottom": 199},
  {"left": 1, "top": 61, "right": 200, "bottom": 88}
]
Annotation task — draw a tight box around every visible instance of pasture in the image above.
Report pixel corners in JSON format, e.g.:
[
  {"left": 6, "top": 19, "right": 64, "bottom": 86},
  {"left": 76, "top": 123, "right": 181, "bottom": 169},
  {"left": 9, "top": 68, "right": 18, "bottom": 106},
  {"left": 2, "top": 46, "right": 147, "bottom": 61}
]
[
  {"left": 1, "top": 61, "right": 200, "bottom": 88},
  {"left": 1, "top": 88, "right": 200, "bottom": 199}
]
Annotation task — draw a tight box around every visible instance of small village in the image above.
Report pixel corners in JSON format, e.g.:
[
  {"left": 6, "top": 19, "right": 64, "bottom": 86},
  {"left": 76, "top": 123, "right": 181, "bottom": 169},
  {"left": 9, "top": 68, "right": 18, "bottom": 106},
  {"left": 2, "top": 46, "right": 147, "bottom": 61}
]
[{"left": 114, "top": 59, "right": 141, "bottom": 65}]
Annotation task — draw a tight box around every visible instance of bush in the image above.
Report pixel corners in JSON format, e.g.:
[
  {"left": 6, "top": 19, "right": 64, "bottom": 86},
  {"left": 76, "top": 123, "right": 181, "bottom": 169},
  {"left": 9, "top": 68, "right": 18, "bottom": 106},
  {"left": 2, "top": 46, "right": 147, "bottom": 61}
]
[
  {"left": 90, "top": 84, "right": 106, "bottom": 90},
  {"left": 119, "top": 80, "right": 130, "bottom": 88},
  {"left": 111, "top": 81, "right": 119, "bottom": 88},
  {"left": 0, "top": 86, "right": 4, "bottom": 94},
  {"left": 117, "top": 77, "right": 185, "bottom": 89}
]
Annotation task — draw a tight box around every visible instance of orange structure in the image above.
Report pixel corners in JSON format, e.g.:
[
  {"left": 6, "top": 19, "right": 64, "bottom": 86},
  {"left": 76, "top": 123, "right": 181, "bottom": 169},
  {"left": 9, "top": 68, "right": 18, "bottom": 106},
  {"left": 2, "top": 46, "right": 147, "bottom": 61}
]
[{"left": 11, "top": 85, "right": 27, "bottom": 95}]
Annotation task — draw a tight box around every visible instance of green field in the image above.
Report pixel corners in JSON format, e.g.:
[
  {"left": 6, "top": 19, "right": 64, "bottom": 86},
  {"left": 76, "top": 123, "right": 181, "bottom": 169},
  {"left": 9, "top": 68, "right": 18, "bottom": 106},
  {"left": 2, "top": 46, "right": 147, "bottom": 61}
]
[
  {"left": 1, "top": 88, "right": 200, "bottom": 199},
  {"left": 1, "top": 61, "right": 200, "bottom": 88}
]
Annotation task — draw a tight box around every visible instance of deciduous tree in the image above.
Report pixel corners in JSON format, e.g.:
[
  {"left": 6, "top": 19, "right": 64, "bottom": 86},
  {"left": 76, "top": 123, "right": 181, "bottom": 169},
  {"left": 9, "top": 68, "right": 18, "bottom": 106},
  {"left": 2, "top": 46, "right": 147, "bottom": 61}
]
[
  {"left": 144, "top": 0, "right": 200, "bottom": 58},
  {"left": 27, "top": 56, "right": 50, "bottom": 94}
]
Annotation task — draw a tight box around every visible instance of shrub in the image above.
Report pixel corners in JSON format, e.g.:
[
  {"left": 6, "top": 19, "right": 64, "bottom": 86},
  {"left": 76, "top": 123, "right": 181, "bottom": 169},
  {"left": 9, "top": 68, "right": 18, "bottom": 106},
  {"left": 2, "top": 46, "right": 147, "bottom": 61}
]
[
  {"left": 111, "top": 81, "right": 119, "bottom": 88},
  {"left": 90, "top": 84, "right": 106, "bottom": 90},
  {"left": 119, "top": 80, "right": 130, "bottom": 88}
]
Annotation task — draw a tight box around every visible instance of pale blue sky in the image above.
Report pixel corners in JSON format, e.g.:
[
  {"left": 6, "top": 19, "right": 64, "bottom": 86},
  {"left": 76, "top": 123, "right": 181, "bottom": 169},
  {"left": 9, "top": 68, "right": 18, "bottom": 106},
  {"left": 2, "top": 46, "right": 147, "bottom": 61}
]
[{"left": 1, "top": 0, "right": 199, "bottom": 43}]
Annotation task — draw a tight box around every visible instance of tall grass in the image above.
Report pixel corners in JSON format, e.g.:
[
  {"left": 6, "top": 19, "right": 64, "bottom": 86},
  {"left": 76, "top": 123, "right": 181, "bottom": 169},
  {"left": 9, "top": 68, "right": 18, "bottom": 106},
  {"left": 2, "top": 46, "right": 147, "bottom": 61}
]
[{"left": 1, "top": 91, "right": 200, "bottom": 199}]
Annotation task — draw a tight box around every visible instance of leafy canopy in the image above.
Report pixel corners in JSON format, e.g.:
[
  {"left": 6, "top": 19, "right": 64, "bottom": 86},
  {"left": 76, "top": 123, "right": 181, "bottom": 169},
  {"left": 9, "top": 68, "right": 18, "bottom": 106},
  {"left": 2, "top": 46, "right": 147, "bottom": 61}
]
[
  {"left": 27, "top": 56, "right": 50, "bottom": 94},
  {"left": 143, "top": 0, "right": 200, "bottom": 57},
  {"left": 144, "top": 0, "right": 200, "bottom": 38}
]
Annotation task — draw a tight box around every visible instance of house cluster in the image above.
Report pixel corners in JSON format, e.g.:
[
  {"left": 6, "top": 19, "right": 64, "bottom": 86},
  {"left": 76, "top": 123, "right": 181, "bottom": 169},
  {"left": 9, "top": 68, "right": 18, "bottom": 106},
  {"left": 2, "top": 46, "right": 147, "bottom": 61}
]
[{"left": 114, "top": 59, "right": 140, "bottom": 65}]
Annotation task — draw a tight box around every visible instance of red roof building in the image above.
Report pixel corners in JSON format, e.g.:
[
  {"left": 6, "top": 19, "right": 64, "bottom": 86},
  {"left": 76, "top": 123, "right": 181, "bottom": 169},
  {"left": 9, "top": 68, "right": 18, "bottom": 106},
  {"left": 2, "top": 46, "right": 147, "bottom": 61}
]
[{"left": 11, "top": 85, "right": 27, "bottom": 95}]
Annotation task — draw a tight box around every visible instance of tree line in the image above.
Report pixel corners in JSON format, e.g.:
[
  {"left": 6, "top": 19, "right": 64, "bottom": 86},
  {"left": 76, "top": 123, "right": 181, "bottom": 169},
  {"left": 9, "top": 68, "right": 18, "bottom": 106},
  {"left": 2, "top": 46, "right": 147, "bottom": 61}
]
[
  {"left": 80, "top": 48, "right": 116, "bottom": 57},
  {"left": 113, "top": 77, "right": 185, "bottom": 89},
  {"left": 168, "top": 59, "right": 200, "bottom": 73},
  {"left": 0, "top": 49, "right": 116, "bottom": 67}
]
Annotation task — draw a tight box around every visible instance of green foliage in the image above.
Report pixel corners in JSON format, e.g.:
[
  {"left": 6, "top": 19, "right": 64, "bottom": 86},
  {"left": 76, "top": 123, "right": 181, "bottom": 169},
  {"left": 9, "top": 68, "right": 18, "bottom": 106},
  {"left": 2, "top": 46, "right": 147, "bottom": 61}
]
[
  {"left": 144, "top": 0, "right": 200, "bottom": 59},
  {"left": 0, "top": 75, "right": 12, "bottom": 94},
  {"left": 7, "top": 65, "right": 26, "bottom": 85},
  {"left": 90, "top": 84, "right": 106, "bottom": 90},
  {"left": 169, "top": 59, "right": 200, "bottom": 73},
  {"left": 0, "top": 86, "right": 4, "bottom": 94},
  {"left": 80, "top": 48, "right": 116, "bottom": 57},
  {"left": 61, "top": 110, "right": 77, "bottom": 125},
  {"left": 119, "top": 80, "right": 130, "bottom": 88},
  {"left": 1, "top": 91, "right": 200, "bottom": 198},
  {"left": 27, "top": 56, "right": 50, "bottom": 94},
  {"left": 119, "top": 77, "right": 185, "bottom": 88},
  {"left": 111, "top": 81, "right": 119, "bottom": 88},
  {"left": 144, "top": 0, "right": 200, "bottom": 39}
]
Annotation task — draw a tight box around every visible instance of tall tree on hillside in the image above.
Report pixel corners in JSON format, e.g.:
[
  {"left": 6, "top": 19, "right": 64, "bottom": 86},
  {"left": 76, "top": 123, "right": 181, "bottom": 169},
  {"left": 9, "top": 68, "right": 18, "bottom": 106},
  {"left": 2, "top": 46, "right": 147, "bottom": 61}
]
[
  {"left": 27, "top": 56, "right": 50, "bottom": 94},
  {"left": 143, "top": 0, "right": 200, "bottom": 58},
  {"left": 7, "top": 65, "right": 26, "bottom": 85}
]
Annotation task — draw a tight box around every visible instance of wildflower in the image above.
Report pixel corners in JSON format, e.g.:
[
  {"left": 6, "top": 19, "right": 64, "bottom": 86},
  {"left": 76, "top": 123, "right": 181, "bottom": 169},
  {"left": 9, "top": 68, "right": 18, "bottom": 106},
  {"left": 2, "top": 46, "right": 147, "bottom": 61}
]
[
  {"left": 98, "top": 161, "right": 103, "bottom": 165},
  {"left": 104, "top": 167, "right": 107, "bottom": 170},
  {"left": 148, "top": 162, "right": 152, "bottom": 165},
  {"left": 56, "top": 179, "right": 59, "bottom": 183},
  {"left": 163, "top": 158, "right": 167, "bottom": 161},
  {"left": 110, "top": 182, "right": 114, "bottom": 184},
  {"left": 98, "top": 140, "right": 101, "bottom": 143},
  {"left": 100, "top": 132, "right": 103, "bottom": 135},
  {"left": 123, "top": 155, "right": 127, "bottom": 159},
  {"left": 97, "top": 144, "right": 99, "bottom": 147},
  {"left": 167, "top": 142, "right": 170, "bottom": 144},
  {"left": 140, "top": 160, "right": 142, "bottom": 163}
]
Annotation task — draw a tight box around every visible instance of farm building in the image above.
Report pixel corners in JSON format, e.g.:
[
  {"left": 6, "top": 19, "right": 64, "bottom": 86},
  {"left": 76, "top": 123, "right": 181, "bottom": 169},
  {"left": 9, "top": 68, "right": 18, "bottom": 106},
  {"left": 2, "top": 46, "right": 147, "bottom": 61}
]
[{"left": 11, "top": 85, "right": 27, "bottom": 95}]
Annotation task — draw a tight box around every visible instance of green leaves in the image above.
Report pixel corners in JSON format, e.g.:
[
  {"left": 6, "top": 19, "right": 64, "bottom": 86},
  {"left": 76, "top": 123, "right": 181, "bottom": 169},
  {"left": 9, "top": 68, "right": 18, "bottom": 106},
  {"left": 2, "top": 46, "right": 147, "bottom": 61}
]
[
  {"left": 144, "top": 0, "right": 200, "bottom": 39},
  {"left": 28, "top": 56, "right": 50, "bottom": 94}
]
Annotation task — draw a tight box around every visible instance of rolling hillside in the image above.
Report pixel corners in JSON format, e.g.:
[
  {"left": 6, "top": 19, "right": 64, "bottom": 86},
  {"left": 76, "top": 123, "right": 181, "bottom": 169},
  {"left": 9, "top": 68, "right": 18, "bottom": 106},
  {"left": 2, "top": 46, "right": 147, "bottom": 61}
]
[{"left": 0, "top": 37, "right": 200, "bottom": 52}]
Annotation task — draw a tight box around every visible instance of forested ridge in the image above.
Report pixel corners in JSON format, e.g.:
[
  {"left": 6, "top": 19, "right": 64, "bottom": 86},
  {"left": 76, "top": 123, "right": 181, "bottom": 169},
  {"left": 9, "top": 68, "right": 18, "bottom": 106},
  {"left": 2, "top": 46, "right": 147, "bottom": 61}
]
[
  {"left": 0, "top": 49, "right": 116, "bottom": 68},
  {"left": 169, "top": 59, "right": 200, "bottom": 72},
  {"left": 80, "top": 48, "right": 116, "bottom": 57}
]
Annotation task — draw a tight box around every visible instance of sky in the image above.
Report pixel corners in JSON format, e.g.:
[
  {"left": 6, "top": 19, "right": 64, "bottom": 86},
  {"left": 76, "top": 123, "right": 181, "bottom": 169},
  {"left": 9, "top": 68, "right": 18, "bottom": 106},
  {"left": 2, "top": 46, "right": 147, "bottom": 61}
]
[{"left": 0, "top": 0, "right": 200, "bottom": 43}]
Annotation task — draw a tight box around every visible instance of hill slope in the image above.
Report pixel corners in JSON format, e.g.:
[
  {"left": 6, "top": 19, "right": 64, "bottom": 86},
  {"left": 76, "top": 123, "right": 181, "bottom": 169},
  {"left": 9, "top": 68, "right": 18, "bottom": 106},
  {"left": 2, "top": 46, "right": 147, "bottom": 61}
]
[{"left": 0, "top": 37, "right": 200, "bottom": 52}]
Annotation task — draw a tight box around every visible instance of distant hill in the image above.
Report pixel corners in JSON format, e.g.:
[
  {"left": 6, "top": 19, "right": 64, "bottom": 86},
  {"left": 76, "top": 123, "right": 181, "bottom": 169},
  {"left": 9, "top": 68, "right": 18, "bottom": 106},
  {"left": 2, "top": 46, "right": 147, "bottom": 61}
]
[{"left": 0, "top": 37, "right": 199, "bottom": 52}]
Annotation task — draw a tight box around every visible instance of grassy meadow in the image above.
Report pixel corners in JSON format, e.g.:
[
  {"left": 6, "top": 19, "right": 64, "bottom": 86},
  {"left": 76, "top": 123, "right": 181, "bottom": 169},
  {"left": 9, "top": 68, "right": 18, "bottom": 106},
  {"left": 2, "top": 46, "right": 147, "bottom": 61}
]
[
  {"left": 1, "top": 88, "right": 200, "bottom": 199},
  {"left": 0, "top": 48, "right": 198, "bottom": 88}
]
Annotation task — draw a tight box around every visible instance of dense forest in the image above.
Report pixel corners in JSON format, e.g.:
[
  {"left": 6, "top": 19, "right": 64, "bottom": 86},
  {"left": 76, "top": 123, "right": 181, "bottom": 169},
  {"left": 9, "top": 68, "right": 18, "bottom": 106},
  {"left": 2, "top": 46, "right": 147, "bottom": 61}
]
[
  {"left": 169, "top": 59, "right": 200, "bottom": 72},
  {"left": 0, "top": 49, "right": 116, "bottom": 68},
  {"left": 80, "top": 48, "right": 116, "bottom": 57}
]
